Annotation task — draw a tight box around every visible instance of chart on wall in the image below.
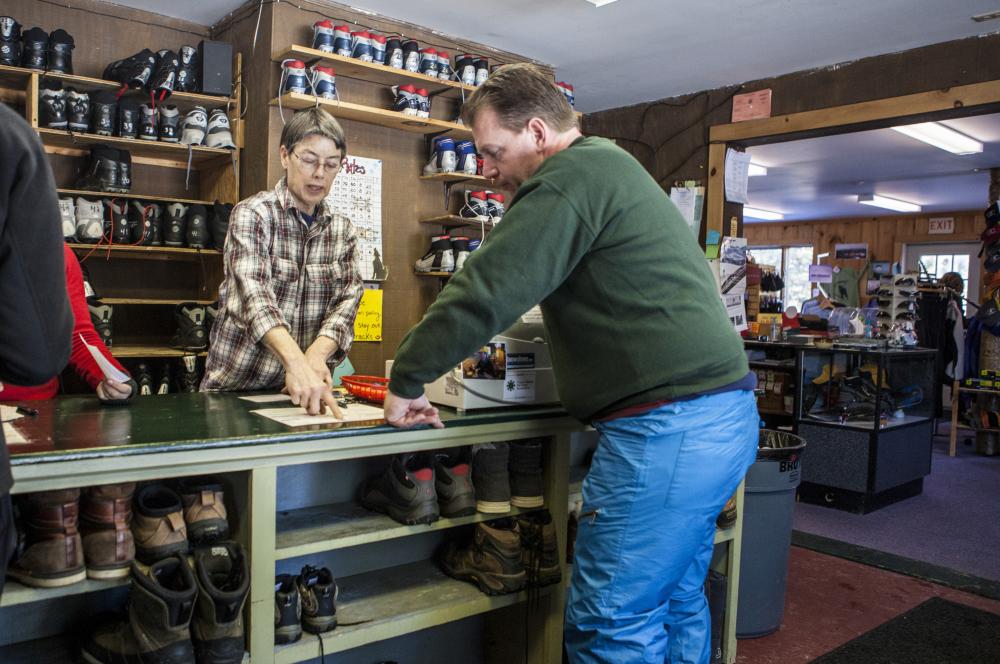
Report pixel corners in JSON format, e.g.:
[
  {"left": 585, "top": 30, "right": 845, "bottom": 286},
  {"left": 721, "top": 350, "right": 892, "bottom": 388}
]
[{"left": 326, "top": 155, "right": 386, "bottom": 282}]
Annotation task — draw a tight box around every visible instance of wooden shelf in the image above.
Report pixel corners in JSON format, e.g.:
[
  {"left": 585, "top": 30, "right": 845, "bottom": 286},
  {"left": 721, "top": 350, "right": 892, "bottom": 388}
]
[
  {"left": 272, "top": 44, "right": 476, "bottom": 100},
  {"left": 39, "top": 70, "right": 234, "bottom": 107},
  {"left": 273, "top": 559, "right": 556, "bottom": 663},
  {"left": 419, "top": 172, "right": 491, "bottom": 184},
  {"left": 0, "top": 576, "right": 128, "bottom": 608},
  {"left": 419, "top": 214, "right": 493, "bottom": 229},
  {"left": 109, "top": 344, "right": 206, "bottom": 358},
  {"left": 271, "top": 92, "right": 472, "bottom": 137},
  {"left": 68, "top": 242, "right": 221, "bottom": 261},
  {"left": 100, "top": 297, "right": 215, "bottom": 305},
  {"left": 415, "top": 271, "right": 453, "bottom": 278},
  {"left": 38, "top": 128, "right": 233, "bottom": 168},
  {"left": 58, "top": 188, "right": 213, "bottom": 206},
  {"left": 0, "top": 63, "right": 32, "bottom": 88},
  {"left": 276, "top": 501, "right": 539, "bottom": 560}
]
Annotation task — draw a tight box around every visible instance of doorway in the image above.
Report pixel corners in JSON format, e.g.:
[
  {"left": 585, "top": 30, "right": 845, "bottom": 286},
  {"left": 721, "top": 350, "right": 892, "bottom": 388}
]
[{"left": 903, "top": 241, "right": 980, "bottom": 311}]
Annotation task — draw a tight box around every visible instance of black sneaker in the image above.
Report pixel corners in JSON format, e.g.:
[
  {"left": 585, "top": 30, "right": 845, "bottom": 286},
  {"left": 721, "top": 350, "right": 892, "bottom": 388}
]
[
  {"left": 136, "top": 362, "right": 154, "bottom": 396},
  {"left": 66, "top": 88, "right": 90, "bottom": 133},
  {"left": 89, "top": 301, "right": 113, "bottom": 346},
  {"left": 185, "top": 204, "right": 208, "bottom": 248},
  {"left": 361, "top": 453, "right": 439, "bottom": 525},
  {"left": 509, "top": 439, "right": 544, "bottom": 509},
  {"left": 514, "top": 510, "right": 562, "bottom": 588},
  {"left": 90, "top": 90, "right": 117, "bottom": 137},
  {"left": 297, "top": 565, "right": 338, "bottom": 634},
  {"left": 171, "top": 303, "right": 208, "bottom": 351},
  {"left": 0, "top": 16, "right": 23, "bottom": 66},
  {"left": 20, "top": 26, "right": 47, "bottom": 71},
  {"left": 434, "top": 448, "right": 476, "bottom": 518},
  {"left": 176, "top": 355, "right": 201, "bottom": 392},
  {"left": 39, "top": 83, "right": 67, "bottom": 129},
  {"left": 472, "top": 443, "right": 510, "bottom": 514},
  {"left": 46, "top": 28, "right": 74, "bottom": 74},
  {"left": 274, "top": 574, "right": 302, "bottom": 645}
]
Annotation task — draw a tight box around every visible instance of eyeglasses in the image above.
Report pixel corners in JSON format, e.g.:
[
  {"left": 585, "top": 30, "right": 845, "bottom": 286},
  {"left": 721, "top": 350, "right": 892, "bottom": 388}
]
[{"left": 292, "top": 151, "right": 343, "bottom": 174}]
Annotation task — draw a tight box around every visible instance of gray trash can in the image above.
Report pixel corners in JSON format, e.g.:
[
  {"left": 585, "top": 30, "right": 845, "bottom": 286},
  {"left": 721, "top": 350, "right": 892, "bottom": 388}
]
[{"left": 735, "top": 429, "right": 806, "bottom": 638}]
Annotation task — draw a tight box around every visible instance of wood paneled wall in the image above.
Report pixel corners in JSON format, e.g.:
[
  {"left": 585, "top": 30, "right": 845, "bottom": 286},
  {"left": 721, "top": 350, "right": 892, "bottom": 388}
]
[
  {"left": 743, "top": 210, "right": 982, "bottom": 261},
  {"left": 214, "top": 0, "right": 551, "bottom": 376}
]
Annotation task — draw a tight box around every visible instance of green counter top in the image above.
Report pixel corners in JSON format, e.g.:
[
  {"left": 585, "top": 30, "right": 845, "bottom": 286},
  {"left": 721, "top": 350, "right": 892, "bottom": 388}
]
[{"left": 4, "top": 393, "right": 569, "bottom": 465}]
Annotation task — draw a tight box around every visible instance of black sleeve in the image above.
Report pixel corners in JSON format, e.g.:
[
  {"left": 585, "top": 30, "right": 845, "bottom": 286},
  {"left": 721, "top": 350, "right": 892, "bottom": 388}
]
[{"left": 0, "top": 105, "right": 73, "bottom": 387}]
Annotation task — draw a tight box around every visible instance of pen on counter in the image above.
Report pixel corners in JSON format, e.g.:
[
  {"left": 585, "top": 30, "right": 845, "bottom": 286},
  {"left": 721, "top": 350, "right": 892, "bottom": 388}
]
[{"left": 16, "top": 406, "right": 38, "bottom": 418}]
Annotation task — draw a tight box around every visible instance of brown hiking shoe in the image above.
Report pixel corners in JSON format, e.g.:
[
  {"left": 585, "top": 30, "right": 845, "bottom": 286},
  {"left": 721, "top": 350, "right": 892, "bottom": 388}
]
[
  {"left": 439, "top": 518, "right": 526, "bottom": 595},
  {"left": 80, "top": 483, "right": 136, "bottom": 579},
  {"left": 133, "top": 484, "right": 188, "bottom": 564},
  {"left": 515, "top": 510, "right": 562, "bottom": 588},
  {"left": 177, "top": 476, "right": 229, "bottom": 545},
  {"left": 81, "top": 555, "right": 197, "bottom": 664},
  {"left": 8, "top": 488, "right": 86, "bottom": 588},
  {"left": 191, "top": 541, "right": 250, "bottom": 664}
]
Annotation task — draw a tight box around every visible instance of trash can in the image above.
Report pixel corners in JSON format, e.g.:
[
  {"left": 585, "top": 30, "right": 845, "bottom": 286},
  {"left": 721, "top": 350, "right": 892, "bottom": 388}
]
[{"left": 735, "top": 429, "right": 806, "bottom": 638}]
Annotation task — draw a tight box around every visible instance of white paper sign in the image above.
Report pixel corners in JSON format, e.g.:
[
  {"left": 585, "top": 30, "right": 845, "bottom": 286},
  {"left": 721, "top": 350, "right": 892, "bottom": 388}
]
[
  {"left": 809, "top": 265, "right": 834, "bottom": 283},
  {"left": 723, "top": 293, "right": 748, "bottom": 332},
  {"left": 503, "top": 370, "right": 536, "bottom": 403},
  {"left": 80, "top": 334, "right": 129, "bottom": 383},
  {"left": 670, "top": 185, "right": 704, "bottom": 236},
  {"left": 719, "top": 237, "right": 748, "bottom": 295},
  {"left": 326, "top": 155, "right": 385, "bottom": 281},
  {"left": 724, "top": 149, "right": 751, "bottom": 204}
]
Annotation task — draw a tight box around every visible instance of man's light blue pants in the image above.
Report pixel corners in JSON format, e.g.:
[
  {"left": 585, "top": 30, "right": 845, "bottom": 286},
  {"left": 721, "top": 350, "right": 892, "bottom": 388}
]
[{"left": 565, "top": 389, "right": 759, "bottom": 663}]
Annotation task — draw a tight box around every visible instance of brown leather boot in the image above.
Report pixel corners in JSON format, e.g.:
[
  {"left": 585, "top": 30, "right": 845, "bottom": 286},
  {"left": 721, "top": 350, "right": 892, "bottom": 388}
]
[
  {"left": 8, "top": 488, "right": 86, "bottom": 588},
  {"left": 132, "top": 484, "right": 188, "bottom": 564},
  {"left": 439, "top": 518, "right": 526, "bottom": 595},
  {"left": 80, "top": 483, "right": 136, "bottom": 579},
  {"left": 177, "top": 476, "right": 229, "bottom": 545},
  {"left": 515, "top": 509, "right": 562, "bottom": 588}
]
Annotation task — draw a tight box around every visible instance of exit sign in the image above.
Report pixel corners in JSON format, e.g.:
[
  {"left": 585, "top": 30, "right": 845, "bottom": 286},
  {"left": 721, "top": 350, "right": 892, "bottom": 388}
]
[{"left": 928, "top": 217, "right": 954, "bottom": 234}]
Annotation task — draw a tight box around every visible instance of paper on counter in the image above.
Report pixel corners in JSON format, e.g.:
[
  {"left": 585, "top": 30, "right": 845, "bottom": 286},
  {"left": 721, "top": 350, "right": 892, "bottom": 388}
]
[
  {"left": 251, "top": 402, "right": 386, "bottom": 427},
  {"left": 239, "top": 394, "right": 293, "bottom": 403},
  {"left": 80, "top": 334, "right": 130, "bottom": 383}
]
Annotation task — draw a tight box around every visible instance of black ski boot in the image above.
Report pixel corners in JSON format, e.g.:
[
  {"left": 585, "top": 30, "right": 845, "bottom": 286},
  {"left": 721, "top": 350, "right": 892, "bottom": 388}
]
[
  {"left": 75, "top": 145, "right": 119, "bottom": 193},
  {"left": 116, "top": 97, "right": 140, "bottom": 139},
  {"left": 103, "top": 49, "right": 156, "bottom": 90},
  {"left": 164, "top": 203, "right": 188, "bottom": 247},
  {"left": 90, "top": 91, "right": 117, "bottom": 136},
  {"left": 150, "top": 49, "right": 179, "bottom": 101},
  {"left": 39, "top": 83, "right": 67, "bottom": 129},
  {"left": 66, "top": 88, "right": 90, "bottom": 132},
  {"left": 128, "top": 201, "right": 152, "bottom": 245},
  {"left": 116, "top": 149, "right": 132, "bottom": 193},
  {"left": 176, "top": 355, "right": 201, "bottom": 392},
  {"left": 138, "top": 103, "right": 158, "bottom": 141},
  {"left": 20, "top": 27, "right": 47, "bottom": 71},
  {"left": 103, "top": 199, "right": 130, "bottom": 244},
  {"left": 46, "top": 28, "right": 74, "bottom": 74},
  {"left": 176, "top": 45, "right": 199, "bottom": 93},
  {"left": 0, "top": 16, "right": 23, "bottom": 66},
  {"left": 158, "top": 104, "right": 180, "bottom": 143},
  {"left": 135, "top": 363, "right": 154, "bottom": 396},
  {"left": 171, "top": 303, "right": 208, "bottom": 351},
  {"left": 89, "top": 302, "right": 113, "bottom": 346},
  {"left": 185, "top": 204, "right": 208, "bottom": 248},
  {"left": 210, "top": 202, "right": 233, "bottom": 250}
]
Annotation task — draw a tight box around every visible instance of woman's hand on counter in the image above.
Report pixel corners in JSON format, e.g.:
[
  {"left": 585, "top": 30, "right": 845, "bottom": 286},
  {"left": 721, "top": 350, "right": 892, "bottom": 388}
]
[{"left": 384, "top": 391, "right": 444, "bottom": 429}]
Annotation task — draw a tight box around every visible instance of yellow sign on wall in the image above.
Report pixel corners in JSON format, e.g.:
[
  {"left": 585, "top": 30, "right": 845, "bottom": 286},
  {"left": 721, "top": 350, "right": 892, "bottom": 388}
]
[{"left": 353, "top": 289, "right": 383, "bottom": 342}]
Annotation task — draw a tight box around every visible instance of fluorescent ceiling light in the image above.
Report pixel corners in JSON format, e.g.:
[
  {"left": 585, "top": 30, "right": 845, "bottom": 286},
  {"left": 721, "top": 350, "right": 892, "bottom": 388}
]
[
  {"left": 858, "top": 194, "right": 921, "bottom": 213},
  {"left": 890, "top": 122, "right": 983, "bottom": 155},
  {"left": 585, "top": 0, "right": 619, "bottom": 6},
  {"left": 971, "top": 10, "right": 1000, "bottom": 22},
  {"left": 744, "top": 206, "right": 783, "bottom": 221},
  {"left": 748, "top": 163, "right": 768, "bottom": 176}
]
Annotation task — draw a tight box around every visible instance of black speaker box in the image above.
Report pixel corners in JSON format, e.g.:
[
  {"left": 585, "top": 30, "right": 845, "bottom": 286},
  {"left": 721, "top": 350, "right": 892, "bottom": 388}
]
[{"left": 198, "top": 40, "right": 233, "bottom": 97}]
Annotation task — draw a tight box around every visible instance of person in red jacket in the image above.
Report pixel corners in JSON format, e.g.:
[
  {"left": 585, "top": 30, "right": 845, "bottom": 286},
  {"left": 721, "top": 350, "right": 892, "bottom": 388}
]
[{"left": 0, "top": 244, "right": 134, "bottom": 403}]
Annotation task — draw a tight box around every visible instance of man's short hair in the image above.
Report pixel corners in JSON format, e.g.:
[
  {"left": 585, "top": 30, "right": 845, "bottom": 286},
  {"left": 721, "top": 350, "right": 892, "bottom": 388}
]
[
  {"left": 280, "top": 107, "right": 347, "bottom": 155},
  {"left": 460, "top": 63, "right": 577, "bottom": 133}
]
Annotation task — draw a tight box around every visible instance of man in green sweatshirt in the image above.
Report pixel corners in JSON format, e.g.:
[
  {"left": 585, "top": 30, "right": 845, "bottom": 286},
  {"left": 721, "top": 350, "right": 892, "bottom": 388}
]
[{"left": 385, "top": 64, "right": 758, "bottom": 663}]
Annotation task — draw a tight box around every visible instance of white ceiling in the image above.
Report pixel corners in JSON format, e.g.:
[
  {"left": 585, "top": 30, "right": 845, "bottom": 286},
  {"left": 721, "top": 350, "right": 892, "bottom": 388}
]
[
  {"left": 109, "top": 0, "right": 1000, "bottom": 112},
  {"left": 745, "top": 113, "right": 1000, "bottom": 221}
]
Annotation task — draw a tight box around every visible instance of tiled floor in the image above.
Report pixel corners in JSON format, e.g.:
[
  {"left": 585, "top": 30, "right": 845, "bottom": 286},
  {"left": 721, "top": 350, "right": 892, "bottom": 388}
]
[{"left": 735, "top": 547, "right": 1000, "bottom": 663}]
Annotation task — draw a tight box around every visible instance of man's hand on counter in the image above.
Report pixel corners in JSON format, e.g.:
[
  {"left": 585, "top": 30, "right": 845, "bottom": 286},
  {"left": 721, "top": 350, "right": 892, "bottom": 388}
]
[{"left": 384, "top": 391, "right": 444, "bottom": 429}]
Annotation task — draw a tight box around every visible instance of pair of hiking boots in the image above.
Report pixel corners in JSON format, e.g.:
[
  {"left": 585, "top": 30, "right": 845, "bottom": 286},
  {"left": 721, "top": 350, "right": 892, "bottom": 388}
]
[
  {"left": 81, "top": 542, "right": 249, "bottom": 664},
  {"left": 274, "top": 565, "right": 339, "bottom": 644},
  {"left": 439, "top": 510, "right": 562, "bottom": 596},
  {"left": 360, "top": 439, "right": 545, "bottom": 526},
  {"left": 133, "top": 477, "right": 230, "bottom": 564}
]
